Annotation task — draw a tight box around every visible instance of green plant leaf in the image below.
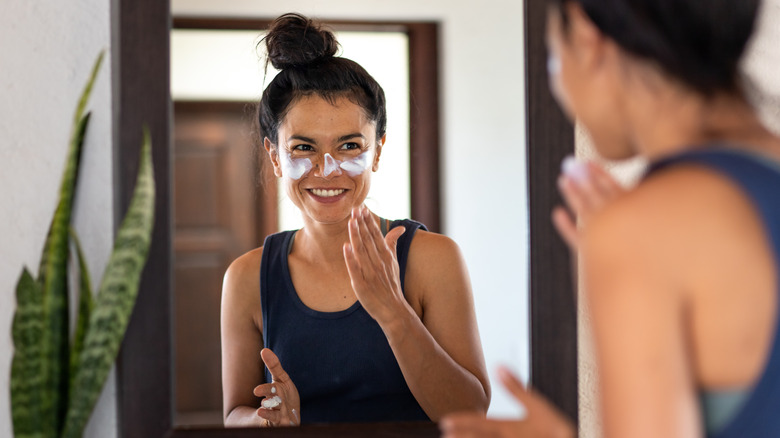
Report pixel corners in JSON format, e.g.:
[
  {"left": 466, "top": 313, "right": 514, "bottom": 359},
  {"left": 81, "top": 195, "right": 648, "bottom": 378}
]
[
  {"left": 68, "top": 227, "right": 94, "bottom": 393},
  {"left": 62, "top": 128, "right": 155, "bottom": 438},
  {"left": 37, "top": 104, "right": 94, "bottom": 438},
  {"left": 32, "top": 50, "right": 103, "bottom": 436},
  {"left": 10, "top": 268, "right": 47, "bottom": 438},
  {"left": 73, "top": 51, "right": 104, "bottom": 127}
]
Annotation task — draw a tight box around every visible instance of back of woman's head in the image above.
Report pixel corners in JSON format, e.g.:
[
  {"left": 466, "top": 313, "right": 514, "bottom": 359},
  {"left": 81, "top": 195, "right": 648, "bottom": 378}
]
[
  {"left": 552, "top": 0, "right": 761, "bottom": 96},
  {"left": 258, "top": 13, "right": 387, "bottom": 146}
]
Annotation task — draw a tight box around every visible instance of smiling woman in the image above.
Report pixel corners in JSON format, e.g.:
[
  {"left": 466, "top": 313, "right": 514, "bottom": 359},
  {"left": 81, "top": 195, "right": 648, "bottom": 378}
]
[
  {"left": 169, "top": 22, "right": 419, "bottom": 426},
  {"left": 218, "top": 13, "right": 490, "bottom": 428}
]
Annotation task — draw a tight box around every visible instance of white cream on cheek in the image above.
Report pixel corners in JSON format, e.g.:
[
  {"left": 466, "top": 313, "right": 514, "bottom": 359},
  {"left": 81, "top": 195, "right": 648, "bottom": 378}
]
[
  {"left": 280, "top": 149, "right": 374, "bottom": 180},
  {"left": 337, "top": 150, "right": 373, "bottom": 177},
  {"left": 279, "top": 149, "right": 313, "bottom": 180}
]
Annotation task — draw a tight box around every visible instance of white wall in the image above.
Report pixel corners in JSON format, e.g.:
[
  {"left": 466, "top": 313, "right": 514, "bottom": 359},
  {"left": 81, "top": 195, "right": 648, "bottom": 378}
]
[
  {"left": 172, "top": 0, "right": 530, "bottom": 417},
  {"left": 746, "top": 0, "right": 780, "bottom": 135},
  {"left": 0, "top": 1, "right": 115, "bottom": 437}
]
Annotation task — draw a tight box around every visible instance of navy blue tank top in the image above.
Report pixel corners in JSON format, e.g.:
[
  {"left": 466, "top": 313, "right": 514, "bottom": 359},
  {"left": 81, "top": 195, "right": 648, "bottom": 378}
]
[
  {"left": 648, "top": 148, "right": 780, "bottom": 437},
  {"left": 260, "top": 219, "right": 430, "bottom": 424}
]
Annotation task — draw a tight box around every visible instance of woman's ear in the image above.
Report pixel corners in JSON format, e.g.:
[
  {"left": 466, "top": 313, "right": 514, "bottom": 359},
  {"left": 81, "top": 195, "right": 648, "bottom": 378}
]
[
  {"left": 264, "top": 137, "right": 283, "bottom": 178},
  {"left": 372, "top": 135, "right": 386, "bottom": 172},
  {"left": 566, "top": 1, "right": 608, "bottom": 71}
]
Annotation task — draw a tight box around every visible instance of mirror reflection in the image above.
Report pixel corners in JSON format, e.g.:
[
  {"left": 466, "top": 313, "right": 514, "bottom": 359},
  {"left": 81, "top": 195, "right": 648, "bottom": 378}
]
[
  {"left": 171, "top": 26, "right": 415, "bottom": 426},
  {"left": 170, "top": 13, "right": 517, "bottom": 428}
]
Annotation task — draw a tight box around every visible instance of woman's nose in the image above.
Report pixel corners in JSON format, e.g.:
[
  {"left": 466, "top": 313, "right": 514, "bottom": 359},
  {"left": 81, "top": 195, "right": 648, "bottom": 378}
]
[{"left": 315, "top": 153, "right": 343, "bottom": 178}]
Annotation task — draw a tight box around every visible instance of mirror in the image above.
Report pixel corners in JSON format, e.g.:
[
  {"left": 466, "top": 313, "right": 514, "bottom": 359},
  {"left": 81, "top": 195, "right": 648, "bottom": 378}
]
[
  {"left": 170, "top": 20, "right": 432, "bottom": 427},
  {"left": 114, "top": 0, "right": 577, "bottom": 436}
]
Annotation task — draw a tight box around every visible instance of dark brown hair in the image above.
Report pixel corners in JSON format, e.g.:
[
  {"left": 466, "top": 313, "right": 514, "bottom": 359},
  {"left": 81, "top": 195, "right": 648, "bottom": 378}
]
[
  {"left": 551, "top": 0, "right": 760, "bottom": 96},
  {"left": 257, "top": 13, "right": 387, "bottom": 147}
]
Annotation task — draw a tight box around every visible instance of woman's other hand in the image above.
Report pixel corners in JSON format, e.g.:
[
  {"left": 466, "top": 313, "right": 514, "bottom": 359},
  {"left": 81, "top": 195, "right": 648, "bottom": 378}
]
[
  {"left": 440, "top": 367, "right": 575, "bottom": 438},
  {"left": 552, "top": 157, "right": 623, "bottom": 249},
  {"left": 254, "top": 348, "right": 301, "bottom": 427},
  {"left": 343, "top": 206, "right": 408, "bottom": 325}
]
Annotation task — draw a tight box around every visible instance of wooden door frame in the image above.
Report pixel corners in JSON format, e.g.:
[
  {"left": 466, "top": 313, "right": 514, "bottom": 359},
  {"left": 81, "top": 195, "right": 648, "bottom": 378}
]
[
  {"left": 114, "top": 1, "right": 578, "bottom": 437},
  {"left": 525, "top": 0, "right": 578, "bottom": 424}
]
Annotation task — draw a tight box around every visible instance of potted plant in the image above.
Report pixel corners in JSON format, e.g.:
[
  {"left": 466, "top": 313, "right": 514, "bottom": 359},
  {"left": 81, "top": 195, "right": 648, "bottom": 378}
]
[{"left": 10, "top": 52, "right": 156, "bottom": 438}]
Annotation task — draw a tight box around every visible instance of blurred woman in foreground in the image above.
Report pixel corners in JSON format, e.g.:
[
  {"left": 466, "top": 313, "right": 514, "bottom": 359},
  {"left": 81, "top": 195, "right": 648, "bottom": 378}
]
[{"left": 443, "top": 0, "right": 780, "bottom": 436}]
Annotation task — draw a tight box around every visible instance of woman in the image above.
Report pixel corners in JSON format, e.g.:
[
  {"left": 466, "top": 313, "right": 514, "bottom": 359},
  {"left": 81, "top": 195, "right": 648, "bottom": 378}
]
[
  {"left": 220, "top": 13, "right": 490, "bottom": 427},
  {"left": 443, "top": 0, "right": 780, "bottom": 437}
]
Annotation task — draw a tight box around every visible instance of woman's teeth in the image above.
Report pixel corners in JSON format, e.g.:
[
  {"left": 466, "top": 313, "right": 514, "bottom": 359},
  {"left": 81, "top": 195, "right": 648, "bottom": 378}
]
[{"left": 310, "top": 188, "right": 345, "bottom": 197}]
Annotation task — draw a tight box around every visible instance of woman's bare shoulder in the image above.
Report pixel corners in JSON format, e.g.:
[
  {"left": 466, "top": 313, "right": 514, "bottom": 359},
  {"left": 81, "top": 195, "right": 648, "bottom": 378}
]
[
  {"left": 408, "top": 229, "right": 465, "bottom": 266},
  {"left": 405, "top": 229, "right": 471, "bottom": 300},
  {"left": 223, "top": 247, "right": 264, "bottom": 304},
  {"left": 584, "top": 163, "right": 767, "bottom": 294}
]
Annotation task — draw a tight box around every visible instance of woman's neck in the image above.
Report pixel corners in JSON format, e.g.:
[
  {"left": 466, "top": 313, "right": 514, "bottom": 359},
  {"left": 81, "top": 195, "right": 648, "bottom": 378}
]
[
  {"left": 293, "top": 210, "right": 379, "bottom": 265},
  {"left": 627, "top": 85, "right": 774, "bottom": 161}
]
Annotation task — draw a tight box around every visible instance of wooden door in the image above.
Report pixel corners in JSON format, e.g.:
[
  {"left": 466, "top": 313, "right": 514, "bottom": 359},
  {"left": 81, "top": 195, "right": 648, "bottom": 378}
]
[{"left": 173, "top": 101, "right": 277, "bottom": 425}]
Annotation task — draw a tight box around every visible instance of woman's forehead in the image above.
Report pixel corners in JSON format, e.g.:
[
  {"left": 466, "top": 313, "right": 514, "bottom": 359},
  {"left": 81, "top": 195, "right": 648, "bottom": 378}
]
[{"left": 280, "top": 95, "right": 377, "bottom": 141}]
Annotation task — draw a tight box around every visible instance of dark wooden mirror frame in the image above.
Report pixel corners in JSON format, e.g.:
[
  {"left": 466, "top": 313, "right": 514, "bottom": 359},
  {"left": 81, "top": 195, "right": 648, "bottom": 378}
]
[{"left": 113, "top": 0, "right": 576, "bottom": 436}]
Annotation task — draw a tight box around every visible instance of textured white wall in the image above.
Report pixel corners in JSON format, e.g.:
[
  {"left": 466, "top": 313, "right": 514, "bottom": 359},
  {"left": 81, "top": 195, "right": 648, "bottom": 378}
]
[
  {"left": 746, "top": 0, "right": 780, "bottom": 135},
  {"left": 0, "top": 1, "right": 115, "bottom": 437},
  {"left": 576, "top": 1, "right": 780, "bottom": 436},
  {"left": 172, "top": 0, "right": 530, "bottom": 417}
]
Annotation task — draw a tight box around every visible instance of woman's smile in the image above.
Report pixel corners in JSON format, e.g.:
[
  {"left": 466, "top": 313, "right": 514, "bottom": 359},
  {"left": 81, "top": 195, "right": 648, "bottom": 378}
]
[{"left": 307, "top": 188, "right": 348, "bottom": 203}]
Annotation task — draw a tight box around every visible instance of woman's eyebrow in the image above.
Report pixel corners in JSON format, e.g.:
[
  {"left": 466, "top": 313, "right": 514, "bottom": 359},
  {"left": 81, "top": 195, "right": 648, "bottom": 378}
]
[
  {"left": 336, "top": 133, "right": 366, "bottom": 143},
  {"left": 288, "top": 135, "right": 317, "bottom": 144}
]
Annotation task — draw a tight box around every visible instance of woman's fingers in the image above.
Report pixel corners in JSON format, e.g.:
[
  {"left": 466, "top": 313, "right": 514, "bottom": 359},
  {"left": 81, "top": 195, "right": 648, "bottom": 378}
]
[
  {"left": 253, "top": 382, "right": 279, "bottom": 399},
  {"left": 256, "top": 406, "right": 288, "bottom": 427},
  {"left": 555, "top": 159, "right": 625, "bottom": 249},
  {"left": 496, "top": 366, "right": 531, "bottom": 403},
  {"left": 560, "top": 159, "right": 623, "bottom": 216},
  {"left": 347, "top": 210, "right": 371, "bottom": 272},
  {"left": 558, "top": 173, "right": 594, "bottom": 214},
  {"left": 384, "top": 226, "right": 406, "bottom": 260},
  {"left": 551, "top": 206, "right": 578, "bottom": 249},
  {"left": 587, "top": 161, "right": 622, "bottom": 196},
  {"left": 441, "top": 413, "right": 533, "bottom": 438},
  {"left": 346, "top": 207, "right": 400, "bottom": 281},
  {"left": 496, "top": 365, "right": 554, "bottom": 414},
  {"left": 261, "top": 348, "right": 291, "bottom": 383},
  {"left": 356, "top": 207, "right": 386, "bottom": 268}
]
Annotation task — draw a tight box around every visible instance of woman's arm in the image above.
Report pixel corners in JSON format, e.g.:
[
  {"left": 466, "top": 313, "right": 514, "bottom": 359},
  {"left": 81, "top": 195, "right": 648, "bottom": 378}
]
[
  {"left": 221, "top": 250, "right": 266, "bottom": 427},
  {"left": 344, "top": 207, "right": 490, "bottom": 420},
  {"left": 219, "top": 250, "right": 304, "bottom": 428}
]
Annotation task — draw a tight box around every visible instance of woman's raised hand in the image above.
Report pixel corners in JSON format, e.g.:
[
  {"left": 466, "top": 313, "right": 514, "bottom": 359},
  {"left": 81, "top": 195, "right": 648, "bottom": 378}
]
[
  {"left": 440, "top": 367, "right": 575, "bottom": 438},
  {"left": 254, "top": 348, "right": 301, "bottom": 427},
  {"left": 343, "top": 206, "right": 407, "bottom": 326},
  {"left": 552, "top": 157, "right": 624, "bottom": 249}
]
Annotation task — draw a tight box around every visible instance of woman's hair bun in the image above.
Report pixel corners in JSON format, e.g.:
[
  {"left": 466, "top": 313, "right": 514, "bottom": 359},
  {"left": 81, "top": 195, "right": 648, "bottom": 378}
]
[{"left": 264, "top": 13, "right": 339, "bottom": 70}]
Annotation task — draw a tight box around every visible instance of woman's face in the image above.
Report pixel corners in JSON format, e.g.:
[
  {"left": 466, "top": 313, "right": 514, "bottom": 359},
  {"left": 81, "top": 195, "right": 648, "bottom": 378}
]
[
  {"left": 545, "top": 4, "right": 635, "bottom": 160},
  {"left": 266, "top": 95, "right": 383, "bottom": 226}
]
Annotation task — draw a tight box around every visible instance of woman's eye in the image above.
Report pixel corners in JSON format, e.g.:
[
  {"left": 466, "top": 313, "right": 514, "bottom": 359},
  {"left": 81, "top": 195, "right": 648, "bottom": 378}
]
[
  {"left": 341, "top": 142, "right": 361, "bottom": 151},
  {"left": 292, "top": 144, "right": 314, "bottom": 152}
]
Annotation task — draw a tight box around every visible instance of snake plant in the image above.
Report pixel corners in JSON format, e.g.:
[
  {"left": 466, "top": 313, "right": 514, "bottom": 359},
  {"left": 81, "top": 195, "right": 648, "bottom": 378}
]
[{"left": 10, "top": 51, "right": 156, "bottom": 438}]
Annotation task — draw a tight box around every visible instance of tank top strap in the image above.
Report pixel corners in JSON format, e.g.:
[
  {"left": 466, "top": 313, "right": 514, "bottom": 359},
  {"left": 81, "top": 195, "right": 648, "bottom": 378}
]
[
  {"left": 389, "top": 218, "right": 427, "bottom": 292},
  {"left": 647, "top": 147, "right": 780, "bottom": 262}
]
